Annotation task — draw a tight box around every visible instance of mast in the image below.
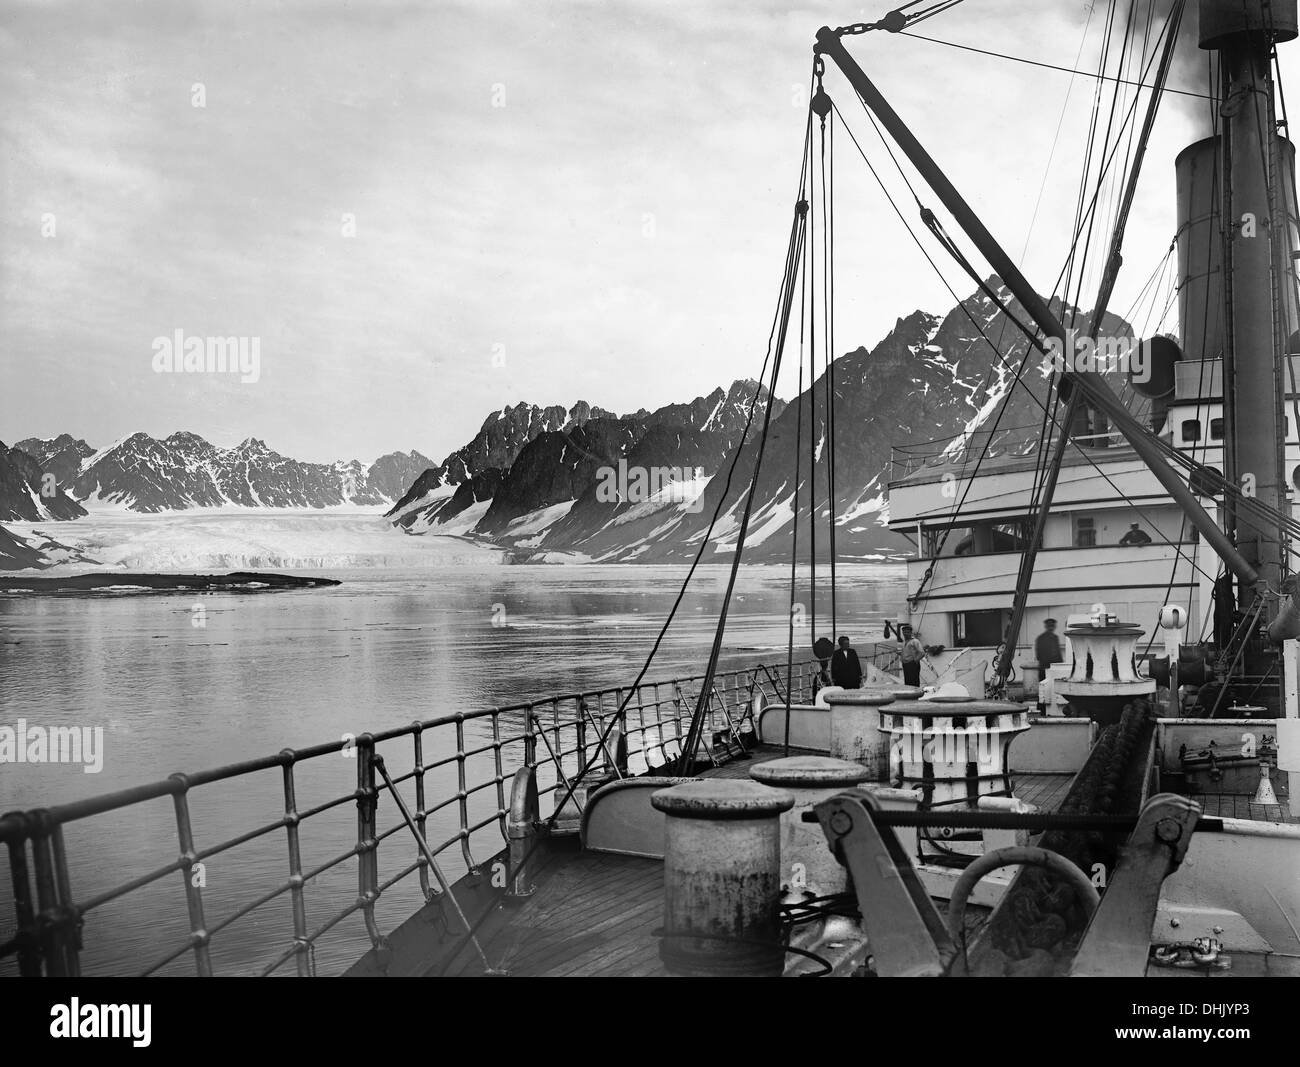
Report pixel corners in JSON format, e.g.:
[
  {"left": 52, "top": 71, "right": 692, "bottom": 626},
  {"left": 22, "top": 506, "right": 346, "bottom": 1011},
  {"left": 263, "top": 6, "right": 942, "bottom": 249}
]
[
  {"left": 1199, "top": 0, "right": 1298, "bottom": 617},
  {"left": 813, "top": 24, "right": 1260, "bottom": 588}
]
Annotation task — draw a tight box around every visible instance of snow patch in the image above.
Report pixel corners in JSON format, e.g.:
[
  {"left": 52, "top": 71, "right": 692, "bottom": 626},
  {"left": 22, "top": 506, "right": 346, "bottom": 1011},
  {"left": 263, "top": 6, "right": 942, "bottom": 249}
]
[{"left": 505, "top": 500, "right": 575, "bottom": 537}]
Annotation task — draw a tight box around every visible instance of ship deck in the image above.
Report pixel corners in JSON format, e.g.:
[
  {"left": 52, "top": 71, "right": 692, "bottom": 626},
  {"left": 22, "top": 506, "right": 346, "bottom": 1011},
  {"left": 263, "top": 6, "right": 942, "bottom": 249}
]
[
  {"left": 1197, "top": 793, "right": 1297, "bottom": 823},
  {"left": 436, "top": 746, "right": 1077, "bottom": 977}
]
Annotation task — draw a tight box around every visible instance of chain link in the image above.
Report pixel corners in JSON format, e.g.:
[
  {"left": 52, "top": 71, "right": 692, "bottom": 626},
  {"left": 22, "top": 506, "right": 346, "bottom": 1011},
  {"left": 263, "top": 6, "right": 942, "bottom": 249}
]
[{"left": 835, "top": 22, "right": 878, "bottom": 36}]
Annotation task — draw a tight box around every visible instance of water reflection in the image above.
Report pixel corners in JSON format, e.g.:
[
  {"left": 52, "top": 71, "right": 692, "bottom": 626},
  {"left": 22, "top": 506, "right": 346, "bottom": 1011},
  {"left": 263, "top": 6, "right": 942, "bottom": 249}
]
[{"left": 0, "top": 563, "right": 905, "bottom": 975}]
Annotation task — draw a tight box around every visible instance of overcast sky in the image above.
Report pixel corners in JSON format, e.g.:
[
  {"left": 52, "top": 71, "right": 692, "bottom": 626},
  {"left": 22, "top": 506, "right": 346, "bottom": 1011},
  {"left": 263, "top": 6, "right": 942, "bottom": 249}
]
[{"left": 3, "top": 1, "right": 1294, "bottom": 463}]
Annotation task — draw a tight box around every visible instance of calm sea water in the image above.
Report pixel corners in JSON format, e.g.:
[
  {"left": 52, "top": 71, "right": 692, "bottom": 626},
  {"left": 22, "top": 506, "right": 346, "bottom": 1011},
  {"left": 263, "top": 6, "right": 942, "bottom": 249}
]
[{"left": 0, "top": 563, "right": 905, "bottom": 976}]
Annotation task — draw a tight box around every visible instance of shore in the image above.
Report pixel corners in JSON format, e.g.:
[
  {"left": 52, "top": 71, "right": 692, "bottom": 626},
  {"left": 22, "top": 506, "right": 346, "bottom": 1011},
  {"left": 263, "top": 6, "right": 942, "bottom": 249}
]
[{"left": 0, "top": 571, "right": 342, "bottom": 593}]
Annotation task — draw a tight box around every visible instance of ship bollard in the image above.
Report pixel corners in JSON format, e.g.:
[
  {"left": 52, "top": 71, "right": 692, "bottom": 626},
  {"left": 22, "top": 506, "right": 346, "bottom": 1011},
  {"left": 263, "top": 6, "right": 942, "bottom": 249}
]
[
  {"left": 748, "top": 756, "right": 873, "bottom": 897},
  {"left": 651, "top": 780, "right": 794, "bottom": 976},
  {"left": 825, "top": 690, "right": 895, "bottom": 777}
]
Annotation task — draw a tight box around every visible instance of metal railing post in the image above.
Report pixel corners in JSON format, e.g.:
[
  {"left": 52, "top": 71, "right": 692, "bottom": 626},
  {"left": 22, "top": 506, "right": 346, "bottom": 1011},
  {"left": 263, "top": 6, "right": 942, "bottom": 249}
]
[
  {"left": 492, "top": 711, "right": 507, "bottom": 836},
  {"left": 354, "top": 736, "right": 385, "bottom": 952},
  {"left": 633, "top": 685, "right": 648, "bottom": 768},
  {"left": 3, "top": 814, "right": 41, "bottom": 976},
  {"left": 575, "top": 699, "right": 588, "bottom": 774},
  {"left": 168, "top": 780, "right": 213, "bottom": 976},
  {"left": 455, "top": 715, "right": 478, "bottom": 873},
  {"left": 279, "top": 753, "right": 313, "bottom": 977},
  {"left": 523, "top": 705, "right": 536, "bottom": 767},
  {"left": 49, "top": 823, "right": 81, "bottom": 974},
  {"left": 550, "top": 699, "right": 562, "bottom": 780},
  {"left": 28, "top": 813, "right": 80, "bottom": 977},
  {"left": 411, "top": 725, "right": 432, "bottom": 900}
]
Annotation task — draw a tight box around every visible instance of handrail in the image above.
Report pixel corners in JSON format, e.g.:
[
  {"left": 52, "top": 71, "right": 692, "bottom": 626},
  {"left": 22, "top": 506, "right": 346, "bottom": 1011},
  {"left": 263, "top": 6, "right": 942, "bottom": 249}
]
[{"left": 0, "top": 657, "right": 816, "bottom": 977}]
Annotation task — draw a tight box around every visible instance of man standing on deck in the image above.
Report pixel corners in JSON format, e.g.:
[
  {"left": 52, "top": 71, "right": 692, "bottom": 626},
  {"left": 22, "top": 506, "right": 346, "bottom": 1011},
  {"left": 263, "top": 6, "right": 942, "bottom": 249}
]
[
  {"left": 899, "top": 624, "right": 925, "bottom": 687},
  {"left": 1035, "top": 618, "right": 1064, "bottom": 711},
  {"left": 831, "top": 635, "right": 863, "bottom": 689}
]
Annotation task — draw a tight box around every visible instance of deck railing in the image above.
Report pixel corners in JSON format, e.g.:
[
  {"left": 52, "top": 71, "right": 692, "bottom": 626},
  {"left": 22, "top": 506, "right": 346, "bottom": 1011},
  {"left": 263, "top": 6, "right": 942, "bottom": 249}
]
[{"left": 0, "top": 658, "right": 817, "bottom": 977}]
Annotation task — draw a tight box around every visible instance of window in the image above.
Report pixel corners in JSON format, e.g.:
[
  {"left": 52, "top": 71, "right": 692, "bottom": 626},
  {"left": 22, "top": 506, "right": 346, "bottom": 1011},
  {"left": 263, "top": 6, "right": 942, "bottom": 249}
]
[
  {"left": 1190, "top": 465, "right": 1225, "bottom": 497},
  {"left": 953, "top": 609, "right": 1010, "bottom": 648},
  {"left": 1210, "top": 417, "right": 1224, "bottom": 441},
  {"left": 1073, "top": 514, "right": 1096, "bottom": 548},
  {"left": 1182, "top": 419, "right": 1202, "bottom": 443}
]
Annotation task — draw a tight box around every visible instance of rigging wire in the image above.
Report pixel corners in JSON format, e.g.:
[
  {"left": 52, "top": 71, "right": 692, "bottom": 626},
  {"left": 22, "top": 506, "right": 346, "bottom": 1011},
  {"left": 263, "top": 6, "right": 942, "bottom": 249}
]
[
  {"left": 677, "top": 174, "right": 812, "bottom": 774},
  {"left": 826, "top": 5, "right": 1224, "bottom": 646},
  {"left": 894, "top": 28, "right": 1214, "bottom": 99},
  {"left": 829, "top": 100, "right": 1044, "bottom": 612},
  {"left": 881, "top": 4, "right": 1210, "bottom": 649},
  {"left": 823, "top": 106, "right": 839, "bottom": 635},
  {"left": 1020, "top": 3, "right": 1098, "bottom": 266},
  {"left": 546, "top": 108, "right": 816, "bottom": 816},
  {"left": 436, "top": 101, "right": 824, "bottom": 973},
  {"left": 786, "top": 147, "right": 810, "bottom": 752},
  {"left": 835, "top": 99, "right": 1221, "bottom": 594}
]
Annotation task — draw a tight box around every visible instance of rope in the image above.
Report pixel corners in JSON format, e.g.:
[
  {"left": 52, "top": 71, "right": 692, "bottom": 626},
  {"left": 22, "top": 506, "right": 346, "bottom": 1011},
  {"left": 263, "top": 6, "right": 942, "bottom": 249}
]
[
  {"left": 821, "top": 106, "right": 839, "bottom": 635},
  {"left": 677, "top": 182, "right": 811, "bottom": 773},
  {"left": 785, "top": 207, "right": 807, "bottom": 755},
  {"left": 830, "top": 101, "right": 1037, "bottom": 611},
  {"left": 436, "top": 101, "right": 823, "bottom": 972}
]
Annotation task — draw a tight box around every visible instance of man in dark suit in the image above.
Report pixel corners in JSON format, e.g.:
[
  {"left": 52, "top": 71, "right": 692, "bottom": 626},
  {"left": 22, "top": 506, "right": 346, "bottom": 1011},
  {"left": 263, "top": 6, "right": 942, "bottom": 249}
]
[
  {"left": 831, "top": 635, "right": 863, "bottom": 689},
  {"left": 1119, "top": 522, "right": 1152, "bottom": 545}
]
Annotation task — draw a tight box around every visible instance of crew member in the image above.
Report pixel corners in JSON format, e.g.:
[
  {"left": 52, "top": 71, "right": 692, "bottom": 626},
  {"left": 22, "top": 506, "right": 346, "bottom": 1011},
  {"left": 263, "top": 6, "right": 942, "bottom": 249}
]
[
  {"left": 830, "top": 635, "right": 863, "bottom": 689},
  {"left": 1035, "top": 618, "right": 1063, "bottom": 711},
  {"left": 1119, "top": 522, "right": 1152, "bottom": 545},
  {"left": 899, "top": 624, "right": 925, "bottom": 687}
]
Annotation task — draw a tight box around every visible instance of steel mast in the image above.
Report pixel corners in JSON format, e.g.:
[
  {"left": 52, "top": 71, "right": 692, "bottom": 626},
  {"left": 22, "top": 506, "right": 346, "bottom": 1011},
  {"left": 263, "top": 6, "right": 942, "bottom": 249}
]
[{"left": 1200, "top": 1, "right": 1298, "bottom": 617}]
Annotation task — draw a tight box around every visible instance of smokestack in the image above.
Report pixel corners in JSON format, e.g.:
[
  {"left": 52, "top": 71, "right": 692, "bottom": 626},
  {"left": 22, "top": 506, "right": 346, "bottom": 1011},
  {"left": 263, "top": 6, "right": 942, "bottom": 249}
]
[
  {"left": 1195, "top": 0, "right": 1299, "bottom": 612},
  {"left": 1176, "top": 1, "right": 1300, "bottom": 364}
]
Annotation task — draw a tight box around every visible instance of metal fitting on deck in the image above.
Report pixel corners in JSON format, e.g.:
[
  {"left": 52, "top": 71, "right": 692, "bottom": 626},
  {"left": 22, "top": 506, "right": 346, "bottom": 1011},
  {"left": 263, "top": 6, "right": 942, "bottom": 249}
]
[
  {"left": 749, "top": 756, "right": 873, "bottom": 897},
  {"left": 651, "top": 780, "right": 794, "bottom": 977},
  {"left": 504, "top": 767, "right": 540, "bottom": 901}
]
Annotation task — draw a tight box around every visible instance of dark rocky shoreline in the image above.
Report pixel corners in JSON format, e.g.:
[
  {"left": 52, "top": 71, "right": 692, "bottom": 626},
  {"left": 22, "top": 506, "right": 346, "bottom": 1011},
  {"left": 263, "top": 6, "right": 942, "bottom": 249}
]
[{"left": 0, "top": 571, "right": 341, "bottom": 593}]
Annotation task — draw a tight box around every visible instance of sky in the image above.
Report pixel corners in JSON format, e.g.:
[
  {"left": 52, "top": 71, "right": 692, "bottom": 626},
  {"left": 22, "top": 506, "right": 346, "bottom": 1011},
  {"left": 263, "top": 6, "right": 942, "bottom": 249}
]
[{"left": 2, "top": 0, "right": 1297, "bottom": 464}]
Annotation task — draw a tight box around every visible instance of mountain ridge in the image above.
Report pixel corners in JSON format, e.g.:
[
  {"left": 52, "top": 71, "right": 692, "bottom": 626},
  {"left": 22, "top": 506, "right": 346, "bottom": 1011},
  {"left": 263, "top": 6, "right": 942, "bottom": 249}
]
[{"left": 386, "top": 279, "right": 1141, "bottom": 563}]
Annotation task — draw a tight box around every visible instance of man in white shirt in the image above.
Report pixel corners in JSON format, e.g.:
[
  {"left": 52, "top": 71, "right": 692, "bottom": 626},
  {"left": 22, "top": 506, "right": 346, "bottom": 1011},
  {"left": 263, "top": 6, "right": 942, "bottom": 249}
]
[{"left": 899, "top": 624, "right": 925, "bottom": 686}]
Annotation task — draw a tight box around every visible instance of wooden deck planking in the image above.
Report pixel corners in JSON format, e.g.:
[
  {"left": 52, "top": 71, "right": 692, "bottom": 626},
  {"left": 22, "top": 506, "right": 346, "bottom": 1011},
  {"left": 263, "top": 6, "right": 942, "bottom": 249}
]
[
  {"left": 444, "top": 851, "right": 666, "bottom": 977},
  {"left": 436, "top": 747, "right": 1282, "bottom": 977},
  {"left": 700, "top": 746, "right": 822, "bottom": 780},
  {"left": 1012, "top": 772, "right": 1075, "bottom": 812},
  {"left": 1198, "top": 793, "right": 1296, "bottom": 824}
]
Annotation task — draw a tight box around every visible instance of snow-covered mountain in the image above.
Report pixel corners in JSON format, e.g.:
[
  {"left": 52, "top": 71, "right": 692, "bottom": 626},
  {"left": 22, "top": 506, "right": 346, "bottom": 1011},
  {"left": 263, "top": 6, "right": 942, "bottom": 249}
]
[
  {"left": 387, "top": 380, "right": 784, "bottom": 534},
  {"left": 1, "top": 279, "right": 1141, "bottom": 570},
  {"left": 11, "top": 433, "right": 433, "bottom": 513},
  {"left": 389, "top": 281, "right": 1138, "bottom": 563},
  {"left": 0, "top": 440, "right": 87, "bottom": 522},
  {"left": 13, "top": 433, "right": 95, "bottom": 489}
]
